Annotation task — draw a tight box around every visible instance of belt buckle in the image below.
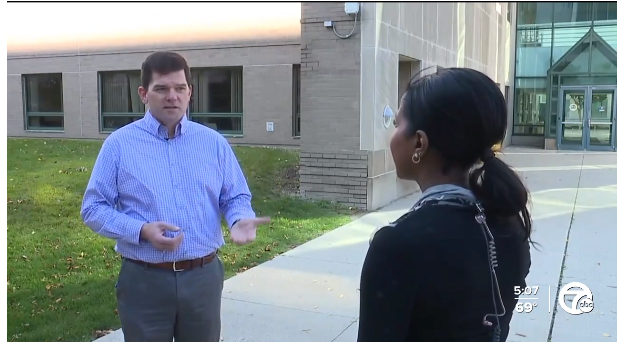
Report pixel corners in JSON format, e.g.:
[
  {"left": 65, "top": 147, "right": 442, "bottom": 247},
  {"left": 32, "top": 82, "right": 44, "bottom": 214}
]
[{"left": 172, "top": 261, "right": 185, "bottom": 272}]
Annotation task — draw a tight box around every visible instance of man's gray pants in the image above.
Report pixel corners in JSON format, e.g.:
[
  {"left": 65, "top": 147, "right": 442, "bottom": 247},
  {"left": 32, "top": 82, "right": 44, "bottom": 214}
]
[{"left": 115, "top": 256, "right": 224, "bottom": 342}]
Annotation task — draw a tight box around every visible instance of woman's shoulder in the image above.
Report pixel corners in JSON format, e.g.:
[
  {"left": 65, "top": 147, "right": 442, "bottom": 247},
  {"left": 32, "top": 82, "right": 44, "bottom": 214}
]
[
  {"left": 369, "top": 209, "right": 419, "bottom": 244},
  {"left": 368, "top": 199, "right": 517, "bottom": 255},
  {"left": 369, "top": 204, "right": 462, "bottom": 246}
]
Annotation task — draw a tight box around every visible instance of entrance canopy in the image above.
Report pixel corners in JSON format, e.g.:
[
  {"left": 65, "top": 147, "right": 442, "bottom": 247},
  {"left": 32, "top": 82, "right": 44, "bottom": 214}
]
[{"left": 549, "top": 28, "right": 617, "bottom": 75}]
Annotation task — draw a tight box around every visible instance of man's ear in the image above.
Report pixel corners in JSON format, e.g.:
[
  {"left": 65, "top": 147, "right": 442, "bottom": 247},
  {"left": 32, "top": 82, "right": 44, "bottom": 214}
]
[{"left": 138, "top": 86, "right": 148, "bottom": 104}]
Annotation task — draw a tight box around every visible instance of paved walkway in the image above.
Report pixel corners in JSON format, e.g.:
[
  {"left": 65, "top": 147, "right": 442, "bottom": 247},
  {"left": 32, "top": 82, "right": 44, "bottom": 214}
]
[{"left": 96, "top": 151, "right": 617, "bottom": 342}]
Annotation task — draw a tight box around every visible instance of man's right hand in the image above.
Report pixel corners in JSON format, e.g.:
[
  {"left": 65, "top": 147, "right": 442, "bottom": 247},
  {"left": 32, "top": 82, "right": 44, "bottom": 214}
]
[{"left": 140, "top": 222, "right": 184, "bottom": 251}]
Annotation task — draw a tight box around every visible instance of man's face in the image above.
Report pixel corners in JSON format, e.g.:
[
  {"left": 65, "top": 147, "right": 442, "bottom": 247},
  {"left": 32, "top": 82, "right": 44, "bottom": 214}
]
[{"left": 139, "top": 70, "right": 191, "bottom": 126}]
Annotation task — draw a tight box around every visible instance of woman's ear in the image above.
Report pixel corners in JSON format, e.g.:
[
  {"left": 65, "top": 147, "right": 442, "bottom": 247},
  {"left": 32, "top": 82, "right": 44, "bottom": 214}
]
[{"left": 412, "top": 130, "right": 429, "bottom": 157}]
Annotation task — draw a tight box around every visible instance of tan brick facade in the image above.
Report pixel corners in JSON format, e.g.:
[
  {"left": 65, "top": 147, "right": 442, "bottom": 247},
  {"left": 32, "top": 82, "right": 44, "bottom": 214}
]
[
  {"left": 7, "top": 45, "right": 301, "bottom": 145},
  {"left": 299, "top": 150, "right": 368, "bottom": 207},
  {"left": 298, "top": 2, "right": 367, "bottom": 209}
]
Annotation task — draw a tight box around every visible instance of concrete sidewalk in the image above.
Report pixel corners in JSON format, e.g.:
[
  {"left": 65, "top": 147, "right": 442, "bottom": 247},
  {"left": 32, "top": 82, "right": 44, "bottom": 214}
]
[
  {"left": 502, "top": 152, "right": 617, "bottom": 341},
  {"left": 96, "top": 151, "right": 617, "bottom": 342}
]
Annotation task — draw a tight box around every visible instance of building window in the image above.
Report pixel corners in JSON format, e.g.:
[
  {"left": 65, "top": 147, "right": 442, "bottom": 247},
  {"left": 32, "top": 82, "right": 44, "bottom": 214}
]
[
  {"left": 292, "top": 64, "right": 301, "bottom": 137},
  {"left": 551, "top": 26, "right": 592, "bottom": 73},
  {"left": 515, "top": 28, "right": 553, "bottom": 77},
  {"left": 513, "top": 78, "right": 547, "bottom": 136},
  {"left": 99, "top": 71, "right": 145, "bottom": 132},
  {"left": 518, "top": 2, "right": 617, "bottom": 28},
  {"left": 517, "top": 2, "right": 554, "bottom": 28},
  {"left": 189, "top": 67, "right": 243, "bottom": 135},
  {"left": 593, "top": 2, "right": 616, "bottom": 24},
  {"left": 594, "top": 25, "right": 617, "bottom": 51},
  {"left": 553, "top": 2, "right": 592, "bottom": 26},
  {"left": 22, "top": 74, "right": 64, "bottom": 131}
]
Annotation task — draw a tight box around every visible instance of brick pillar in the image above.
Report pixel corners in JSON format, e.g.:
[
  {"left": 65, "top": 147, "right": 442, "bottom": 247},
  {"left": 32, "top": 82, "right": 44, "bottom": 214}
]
[{"left": 299, "top": 2, "right": 367, "bottom": 209}]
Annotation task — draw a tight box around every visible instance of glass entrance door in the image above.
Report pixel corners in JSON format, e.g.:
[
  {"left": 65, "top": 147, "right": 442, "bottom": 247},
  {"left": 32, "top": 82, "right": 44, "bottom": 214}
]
[
  {"left": 559, "top": 88, "right": 587, "bottom": 150},
  {"left": 558, "top": 86, "right": 617, "bottom": 151},
  {"left": 588, "top": 88, "right": 616, "bottom": 151}
]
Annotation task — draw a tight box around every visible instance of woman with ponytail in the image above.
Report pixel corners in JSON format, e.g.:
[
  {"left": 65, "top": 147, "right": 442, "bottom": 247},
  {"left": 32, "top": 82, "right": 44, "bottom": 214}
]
[{"left": 357, "top": 68, "right": 532, "bottom": 342}]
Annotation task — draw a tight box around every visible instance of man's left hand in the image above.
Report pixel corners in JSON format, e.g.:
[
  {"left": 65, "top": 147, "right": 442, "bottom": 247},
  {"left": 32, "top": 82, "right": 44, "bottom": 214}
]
[{"left": 230, "top": 217, "right": 271, "bottom": 245}]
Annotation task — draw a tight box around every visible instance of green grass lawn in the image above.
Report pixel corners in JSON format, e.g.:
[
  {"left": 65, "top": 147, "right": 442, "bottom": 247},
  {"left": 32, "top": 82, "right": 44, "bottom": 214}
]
[{"left": 7, "top": 138, "right": 357, "bottom": 342}]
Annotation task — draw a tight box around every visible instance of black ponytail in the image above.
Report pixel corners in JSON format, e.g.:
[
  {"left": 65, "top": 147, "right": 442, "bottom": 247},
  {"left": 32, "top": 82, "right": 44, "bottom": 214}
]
[{"left": 469, "top": 153, "right": 533, "bottom": 242}]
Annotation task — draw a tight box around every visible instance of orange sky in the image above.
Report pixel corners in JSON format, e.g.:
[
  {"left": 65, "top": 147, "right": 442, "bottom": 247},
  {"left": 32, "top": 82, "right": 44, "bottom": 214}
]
[{"left": 7, "top": 2, "right": 302, "bottom": 55}]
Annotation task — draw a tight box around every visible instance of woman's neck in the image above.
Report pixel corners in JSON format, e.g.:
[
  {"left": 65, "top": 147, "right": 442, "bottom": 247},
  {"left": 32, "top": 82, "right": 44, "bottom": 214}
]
[{"left": 417, "top": 173, "right": 469, "bottom": 194}]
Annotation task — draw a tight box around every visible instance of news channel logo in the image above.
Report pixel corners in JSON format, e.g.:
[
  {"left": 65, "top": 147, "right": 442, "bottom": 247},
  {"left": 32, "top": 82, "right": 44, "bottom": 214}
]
[{"left": 558, "top": 281, "right": 594, "bottom": 315}]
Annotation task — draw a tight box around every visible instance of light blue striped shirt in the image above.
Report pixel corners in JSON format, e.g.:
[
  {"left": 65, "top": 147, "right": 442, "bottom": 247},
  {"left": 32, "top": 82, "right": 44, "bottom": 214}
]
[{"left": 81, "top": 111, "right": 256, "bottom": 263}]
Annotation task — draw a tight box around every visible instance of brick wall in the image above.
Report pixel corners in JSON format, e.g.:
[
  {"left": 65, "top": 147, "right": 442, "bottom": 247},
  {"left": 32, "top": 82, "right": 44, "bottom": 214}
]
[
  {"left": 300, "top": 2, "right": 361, "bottom": 150},
  {"left": 243, "top": 65, "right": 297, "bottom": 146},
  {"left": 299, "top": 2, "right": 366, "bottom": 208},
  {"left": 299, "top": 149, "right": 368, "bottom": 208}
]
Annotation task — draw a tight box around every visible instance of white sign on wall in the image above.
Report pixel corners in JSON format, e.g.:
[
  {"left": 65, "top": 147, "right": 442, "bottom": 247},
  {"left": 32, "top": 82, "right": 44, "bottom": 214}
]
[{"left": 383, "top": 105, "right": 394, "bottom": 129}]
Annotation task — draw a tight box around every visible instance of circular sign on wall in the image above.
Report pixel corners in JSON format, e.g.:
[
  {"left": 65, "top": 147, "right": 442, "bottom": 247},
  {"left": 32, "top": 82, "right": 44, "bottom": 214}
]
[
  {"left": 383, "top": 105, "right": 394, "bottom": 128},
  {"left": 569, "top": 104, "right": 578, "bottom": 111}
]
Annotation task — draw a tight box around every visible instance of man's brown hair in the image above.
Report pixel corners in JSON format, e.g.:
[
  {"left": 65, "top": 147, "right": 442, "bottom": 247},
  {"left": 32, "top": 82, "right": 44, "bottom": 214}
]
[{"left": 140, "top": 51, "right": 192, "bottom": 89}]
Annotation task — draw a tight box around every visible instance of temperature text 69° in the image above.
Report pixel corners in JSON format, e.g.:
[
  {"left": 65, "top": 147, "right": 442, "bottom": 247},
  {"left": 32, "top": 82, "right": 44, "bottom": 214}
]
[{"left": 515, "top": 302, "right": 538, "bottom": 313}]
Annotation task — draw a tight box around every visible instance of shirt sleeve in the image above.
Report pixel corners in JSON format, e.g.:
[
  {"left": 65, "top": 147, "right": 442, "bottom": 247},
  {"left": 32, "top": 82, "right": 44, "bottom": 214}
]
[
  {"left": 357, "top": 225, "right": 419, "bottom": 342},
  {"left": 218, "top": 139, "right": 255, "bottom": 228},
  {"left": 80, "top": 137, "right": 145, "bottom": 244}
]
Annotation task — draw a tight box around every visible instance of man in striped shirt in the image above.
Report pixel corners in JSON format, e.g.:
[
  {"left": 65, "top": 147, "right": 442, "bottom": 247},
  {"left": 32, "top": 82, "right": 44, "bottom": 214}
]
[{"left": 81, "top": 51, "right": 270, "bottom": 342}]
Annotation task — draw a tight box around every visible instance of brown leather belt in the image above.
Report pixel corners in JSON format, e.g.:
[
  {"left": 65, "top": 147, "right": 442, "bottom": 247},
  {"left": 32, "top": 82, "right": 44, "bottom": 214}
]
[{"left": 126, "top": 253, "right": 216, "bottom": 272}]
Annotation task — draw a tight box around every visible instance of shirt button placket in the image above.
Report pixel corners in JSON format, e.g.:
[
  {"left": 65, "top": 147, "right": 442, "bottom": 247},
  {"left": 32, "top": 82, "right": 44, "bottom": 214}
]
[{"left": 168, "top": 140, "right": 180, "bottom": 207}]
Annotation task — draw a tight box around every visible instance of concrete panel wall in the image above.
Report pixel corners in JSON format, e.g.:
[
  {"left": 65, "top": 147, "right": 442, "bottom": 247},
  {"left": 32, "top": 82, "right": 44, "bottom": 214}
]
[
  {"left": 360, "top": 2, "right": 514, "bottom": 210},
  {"left": 504, "top": 3, "right": 517, "bottom": 148},
  {"left": 7, "top": 75, "right": 25, "bottom": 135}
]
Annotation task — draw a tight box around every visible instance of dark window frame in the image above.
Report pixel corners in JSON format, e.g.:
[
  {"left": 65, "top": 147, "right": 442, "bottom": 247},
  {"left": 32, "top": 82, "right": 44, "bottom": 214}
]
[
  {"left": 292, "top": 64, "right": 301, "bottom": 138},
  {"left": 98, "top": 70, "right": 145, "bottom": 133},
  {"left": 189, "top": 67, "right": 243, "bottom": 135},
  {"left": 22, "top": 73, "right": 64, "bottom": 131}
]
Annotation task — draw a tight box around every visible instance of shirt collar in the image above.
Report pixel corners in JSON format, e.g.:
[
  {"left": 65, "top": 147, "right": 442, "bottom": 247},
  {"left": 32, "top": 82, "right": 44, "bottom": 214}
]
[{"left": 143, "top": 109, "right": 189, "bottom": 139}]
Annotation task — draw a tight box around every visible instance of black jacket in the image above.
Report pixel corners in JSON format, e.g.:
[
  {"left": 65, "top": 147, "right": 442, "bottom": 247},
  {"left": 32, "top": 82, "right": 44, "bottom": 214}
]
[{"left": 357, "top": 199, "right": 531, "bottom": 342}]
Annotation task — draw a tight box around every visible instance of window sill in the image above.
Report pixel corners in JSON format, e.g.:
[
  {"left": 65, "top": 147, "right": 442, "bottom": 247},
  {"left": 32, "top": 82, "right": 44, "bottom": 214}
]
[
  {"left": 99, "top": 129, "right": 242, "bottom": 137},
  {"left": 511, "top": 133, "right": 545, "bottom": 137},
  {"left": 293, "top": 136, "right": 301, "bottom": 139},
  {"left": 25, "top": 129, "right": 65, "bottom": 133}
]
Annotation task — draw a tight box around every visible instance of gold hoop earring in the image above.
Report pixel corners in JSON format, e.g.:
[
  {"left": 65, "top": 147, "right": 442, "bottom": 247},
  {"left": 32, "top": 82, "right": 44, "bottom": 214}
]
[{"left": 411, "top": 152, "right": 421, "bottom": 164}]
